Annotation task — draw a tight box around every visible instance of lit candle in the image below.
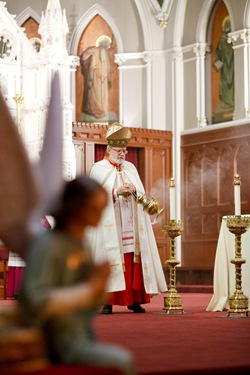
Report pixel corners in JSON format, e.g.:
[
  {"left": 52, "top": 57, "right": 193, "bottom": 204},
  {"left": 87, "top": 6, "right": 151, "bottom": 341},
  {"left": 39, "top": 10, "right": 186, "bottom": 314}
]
[
  {"left": 233, "top": 174, "right": 241, "bottom": 216},
  {"left": 169, "top": 177, "right": 176, "bottom": 220}
]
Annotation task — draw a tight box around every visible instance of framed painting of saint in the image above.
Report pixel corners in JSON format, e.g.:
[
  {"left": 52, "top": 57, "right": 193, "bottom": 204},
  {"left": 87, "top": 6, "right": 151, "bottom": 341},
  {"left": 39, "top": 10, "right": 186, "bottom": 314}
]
[
  {"left": 76, "top": 15, "right": 119, "bottom": 124},
  {"left": 211, "top": 1, "right": 234, "bottom": 123}
]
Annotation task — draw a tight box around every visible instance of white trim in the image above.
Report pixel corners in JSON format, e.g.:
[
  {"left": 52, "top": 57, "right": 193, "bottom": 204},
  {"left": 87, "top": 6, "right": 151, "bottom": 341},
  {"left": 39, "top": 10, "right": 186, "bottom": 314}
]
[
  {"left": 117, "top": 65, "right": 146, "bottom": 70},
  {"left": 173, "top": 0, "right": 187, "bottom": 47},
  {"left": 69, "top": 4, "right": 123, "bottom": 55},
  {"left": 134, "top": 0, "right": 152, "bottom": 50},
  {"left": 197, "top": 0, "right": 235, "bottom": 43},
  {"left": 244, "top": 0, "right": 250, "bottom": 27},
  {"left": 196, "top": 0, "right": 215, "bottom": 42},
  {"left": 181, "top": 118, "right": 250, "bottom": 136},
  {"left": 16, "top": 7, "right": 41, "bottom": 26}
]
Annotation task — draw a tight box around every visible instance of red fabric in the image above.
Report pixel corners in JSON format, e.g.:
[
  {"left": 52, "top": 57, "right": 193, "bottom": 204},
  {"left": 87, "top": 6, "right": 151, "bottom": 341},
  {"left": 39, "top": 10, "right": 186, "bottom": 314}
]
[
  {"left": 107, "top": 158, "right": 122, "bottom": 169},
  {"left": 6, "top": 365, "right": 123, "bottom": 375},
  {"left": 108, "top": 253, "right": 150, "bottom": 306},
  {"left": 42, "top": 216, "right": 52, "bottom": 230},
  {"left": 7, "top": 267, "right": 24, "bottom": 298},
  {"left": 95, "top": 144, "right": 107, "bottom": 161},
  {"left": 126, "top": 147, "right": 139, "bottom": 169}
]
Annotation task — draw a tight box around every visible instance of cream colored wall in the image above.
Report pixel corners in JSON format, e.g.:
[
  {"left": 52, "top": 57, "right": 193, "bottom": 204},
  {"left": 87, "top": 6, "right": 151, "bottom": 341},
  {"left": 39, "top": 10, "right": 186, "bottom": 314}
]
[
  {"left": 183, "top": 57, "right": 197, "bottom": 130},
  {"left": 4, "top": 0, "right": 250, "bottom": 134},
  {"left": 5, "top": 0, "right": 144, "bottom": 52}
]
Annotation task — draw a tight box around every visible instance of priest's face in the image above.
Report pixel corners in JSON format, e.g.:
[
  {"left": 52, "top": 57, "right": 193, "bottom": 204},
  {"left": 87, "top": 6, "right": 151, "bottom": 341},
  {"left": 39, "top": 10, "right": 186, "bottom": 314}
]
[{"left": 108, "top": 147, "right": 128, "bottom": 164}]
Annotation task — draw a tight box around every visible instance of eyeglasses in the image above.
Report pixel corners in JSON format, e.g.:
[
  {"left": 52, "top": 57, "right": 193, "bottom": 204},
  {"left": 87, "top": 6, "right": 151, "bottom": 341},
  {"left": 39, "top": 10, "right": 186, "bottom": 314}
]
[{"left": 111, "top": 148, "right": 128, "bottom": 155}]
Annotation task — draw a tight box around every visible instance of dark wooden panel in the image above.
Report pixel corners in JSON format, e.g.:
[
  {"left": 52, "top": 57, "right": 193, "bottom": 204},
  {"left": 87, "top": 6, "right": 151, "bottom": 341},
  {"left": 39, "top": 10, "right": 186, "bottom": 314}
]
[
  {"left": 164, "top": 267, "right": 214, "bottom": 286},
  {"left": 181, "top": 241, "right": 216, "bottom": 267},
  {"left": 181, "top": 123, "right": 250, "bottom": 269}
]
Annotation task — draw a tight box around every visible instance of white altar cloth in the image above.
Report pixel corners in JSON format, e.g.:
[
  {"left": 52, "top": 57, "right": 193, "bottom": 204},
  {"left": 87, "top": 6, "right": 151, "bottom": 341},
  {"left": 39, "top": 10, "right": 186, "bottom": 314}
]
[{"left": 207, "top": 215, "right": 250, "bottom": 311}]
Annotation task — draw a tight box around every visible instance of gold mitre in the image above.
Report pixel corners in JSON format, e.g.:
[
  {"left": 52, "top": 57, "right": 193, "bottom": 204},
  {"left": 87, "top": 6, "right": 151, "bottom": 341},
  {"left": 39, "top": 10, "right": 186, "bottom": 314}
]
[{"left": 106, "top": 122, "right": 131, "bottom": 147}]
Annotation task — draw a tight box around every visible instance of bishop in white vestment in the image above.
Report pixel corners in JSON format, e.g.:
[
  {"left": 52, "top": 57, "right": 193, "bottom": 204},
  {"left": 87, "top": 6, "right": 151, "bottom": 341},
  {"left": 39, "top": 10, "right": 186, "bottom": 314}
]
[{"left": 88, "top": 122, "right": 167, "bottom": 314}]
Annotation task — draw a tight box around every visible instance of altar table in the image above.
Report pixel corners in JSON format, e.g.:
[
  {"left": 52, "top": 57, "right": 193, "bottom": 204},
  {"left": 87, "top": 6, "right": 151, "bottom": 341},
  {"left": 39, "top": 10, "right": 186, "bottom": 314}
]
[{"left": 206, "top": 215, "right": 250, "bottom": 311}]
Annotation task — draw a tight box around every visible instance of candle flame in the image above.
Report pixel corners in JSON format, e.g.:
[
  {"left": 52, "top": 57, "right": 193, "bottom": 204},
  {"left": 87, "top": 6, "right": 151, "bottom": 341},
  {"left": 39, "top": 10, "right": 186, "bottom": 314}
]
[
  {"left": 169, "top": 177, "right": 175, "bottom": 188},
  {"left": 233, "top": 175, "right": 241, "bottom": 186}
]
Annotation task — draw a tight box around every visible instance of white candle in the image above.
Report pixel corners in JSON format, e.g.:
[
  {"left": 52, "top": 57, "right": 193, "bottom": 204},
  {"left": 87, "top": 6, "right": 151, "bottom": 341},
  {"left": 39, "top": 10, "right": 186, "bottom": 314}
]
[
  {"left": 169, "top": 177, "right": 176, "bottom": 220},
  {"left": 233, "top": 174, "right": 241, "bottom": 215}
]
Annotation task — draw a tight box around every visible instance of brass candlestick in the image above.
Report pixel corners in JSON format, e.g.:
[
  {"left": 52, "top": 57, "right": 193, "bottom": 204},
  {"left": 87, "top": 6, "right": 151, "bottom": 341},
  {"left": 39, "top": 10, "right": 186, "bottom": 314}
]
[
  {"left": 226, "top": 215, "right": 250, "bottom": 317},
  {"left": 162, "top": 219, "right": 184, "bottom": 314}
]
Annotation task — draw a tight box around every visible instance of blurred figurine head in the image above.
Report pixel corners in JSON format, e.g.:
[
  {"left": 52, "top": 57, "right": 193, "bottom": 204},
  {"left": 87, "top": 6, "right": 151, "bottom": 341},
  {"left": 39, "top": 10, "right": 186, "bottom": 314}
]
[{"left": 51, "top": 176, "right": 108, "bottom": 229}]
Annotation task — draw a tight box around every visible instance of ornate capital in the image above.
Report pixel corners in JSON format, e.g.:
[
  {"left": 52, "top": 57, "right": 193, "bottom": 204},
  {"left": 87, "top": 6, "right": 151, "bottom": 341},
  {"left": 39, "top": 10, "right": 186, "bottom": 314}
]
[
  {"left": 156, "top": 12, "right": 168, "bottom": 28},
  {"left": 240, "top": 28, "right": 250, "bottom": 44},
  {"left": 193, "top": 43, "right": 209, "bottom": 57},
  {"left": 154, "top": 0, "right": 174, "bottom": 29},
  {"left": 143, "top": 52, "right": 152, "bottom": 64},
  {"left": 172, "top": 49, "right": 183, "bottom": 61},
  {"left": 114, "top": 54, "right": 126, "bottom": 66}
]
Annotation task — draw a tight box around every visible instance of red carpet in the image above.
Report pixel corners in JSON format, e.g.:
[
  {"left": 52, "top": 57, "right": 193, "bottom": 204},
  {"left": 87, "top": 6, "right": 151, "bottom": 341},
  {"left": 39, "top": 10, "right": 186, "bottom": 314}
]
[
  {"left": 1, "top": 293, "right": 250, "bottom": 374},
  {"left": 94, "top": 293, "right": 250, "bottom": 375}
]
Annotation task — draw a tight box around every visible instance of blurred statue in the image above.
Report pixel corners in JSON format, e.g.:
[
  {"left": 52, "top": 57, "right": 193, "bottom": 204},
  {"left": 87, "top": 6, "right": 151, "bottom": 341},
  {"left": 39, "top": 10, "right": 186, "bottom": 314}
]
[
  {"left": 18, "top": 176, "right": 135, "bottom": 374},
  {"left": 0, "top": 73, "right": 135, "bottom": 375}
]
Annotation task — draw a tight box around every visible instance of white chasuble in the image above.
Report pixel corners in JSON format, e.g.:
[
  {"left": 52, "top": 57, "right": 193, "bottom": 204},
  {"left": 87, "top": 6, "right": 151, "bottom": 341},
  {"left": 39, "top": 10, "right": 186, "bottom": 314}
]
[{"left": 87, "top": 159, "right": 167, "bottom": 294}]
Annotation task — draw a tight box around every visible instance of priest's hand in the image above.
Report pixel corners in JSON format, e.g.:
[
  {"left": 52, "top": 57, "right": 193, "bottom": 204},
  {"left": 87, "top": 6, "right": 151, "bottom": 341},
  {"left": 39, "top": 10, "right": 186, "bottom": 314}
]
[{"left": 117, "top": 183, "right": 136, "bottom": 198}]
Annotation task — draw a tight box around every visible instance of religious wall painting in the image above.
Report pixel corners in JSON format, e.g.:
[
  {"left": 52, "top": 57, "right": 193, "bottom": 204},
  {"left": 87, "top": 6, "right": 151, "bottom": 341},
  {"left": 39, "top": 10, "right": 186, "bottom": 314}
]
[
  {"left": 211, "top": 1, "right": 234, "bottom": 124},
  {"left": 21, "top": 17, "right": 41, "bottom": 52},
  {"left": 76, "top": 15, "right": 119, "bottom": 124}
]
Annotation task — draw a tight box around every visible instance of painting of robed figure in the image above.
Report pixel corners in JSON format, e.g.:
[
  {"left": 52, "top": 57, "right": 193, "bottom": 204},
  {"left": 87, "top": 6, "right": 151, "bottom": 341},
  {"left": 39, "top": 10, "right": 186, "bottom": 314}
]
[
  {"left": 76, "top": 15, "right": 119, "bottom": 123},
  {"left": 211, "top": 2, "right": 234, "bottom": 124}
]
